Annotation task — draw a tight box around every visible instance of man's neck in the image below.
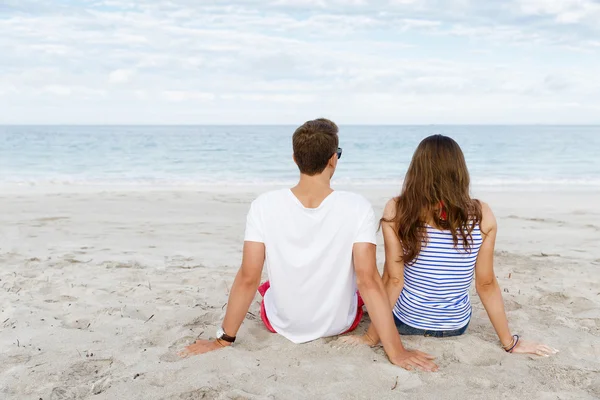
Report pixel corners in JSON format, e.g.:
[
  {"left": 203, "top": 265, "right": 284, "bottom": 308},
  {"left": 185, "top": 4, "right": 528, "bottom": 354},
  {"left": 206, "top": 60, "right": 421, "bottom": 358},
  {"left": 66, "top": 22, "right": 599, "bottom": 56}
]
[{"left": 290, "top": 173, "right": 334, "bottom": 209}]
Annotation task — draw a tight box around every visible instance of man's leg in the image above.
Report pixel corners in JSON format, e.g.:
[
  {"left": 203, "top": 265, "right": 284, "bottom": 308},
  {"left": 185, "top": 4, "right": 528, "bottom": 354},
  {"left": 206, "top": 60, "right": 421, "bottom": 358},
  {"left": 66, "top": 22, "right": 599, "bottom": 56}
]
[
  {"left": 258, "top": 281, "right": 276, "bottom": 333},
  {"left": 342, "top": 292, "right": 365, "bottom": 334}
]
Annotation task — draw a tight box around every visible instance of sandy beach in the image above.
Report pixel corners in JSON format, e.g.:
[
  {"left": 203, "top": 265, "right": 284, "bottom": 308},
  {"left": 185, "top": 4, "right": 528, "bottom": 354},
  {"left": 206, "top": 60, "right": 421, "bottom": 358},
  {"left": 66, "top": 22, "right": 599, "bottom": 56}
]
[{"left": 1, "top": 186, "right": 599, "bottom": 400}]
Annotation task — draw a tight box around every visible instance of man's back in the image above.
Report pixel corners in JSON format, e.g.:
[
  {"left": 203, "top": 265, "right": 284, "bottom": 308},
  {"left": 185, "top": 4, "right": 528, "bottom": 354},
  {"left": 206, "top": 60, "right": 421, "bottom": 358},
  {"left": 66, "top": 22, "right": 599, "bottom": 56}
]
[
  {"left": 245, "top": 189, "right": 377, "bottom": 343},
  {"left": 183, "top": 118, "right": 436, "bottom": 372}
]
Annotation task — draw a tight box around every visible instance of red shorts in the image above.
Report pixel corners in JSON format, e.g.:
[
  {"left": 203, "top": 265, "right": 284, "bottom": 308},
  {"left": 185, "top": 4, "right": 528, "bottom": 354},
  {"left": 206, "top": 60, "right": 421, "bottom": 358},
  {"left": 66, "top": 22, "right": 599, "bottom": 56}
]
[{"left": 257, "top": 281, "right": 364, "bottom": 335}]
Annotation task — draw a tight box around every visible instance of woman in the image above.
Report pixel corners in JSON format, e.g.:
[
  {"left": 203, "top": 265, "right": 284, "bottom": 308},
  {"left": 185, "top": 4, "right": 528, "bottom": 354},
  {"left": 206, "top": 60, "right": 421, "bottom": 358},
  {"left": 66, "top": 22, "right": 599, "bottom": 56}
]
[{"left": 346, "top": 134, "right": 557, "bottom": 371}]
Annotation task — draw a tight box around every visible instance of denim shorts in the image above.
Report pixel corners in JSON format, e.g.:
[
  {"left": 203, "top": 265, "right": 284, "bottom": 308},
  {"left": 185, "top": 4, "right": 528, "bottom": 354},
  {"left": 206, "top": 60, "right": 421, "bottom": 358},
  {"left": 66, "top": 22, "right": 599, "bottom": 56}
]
[{"left": 394, "top": 315, "right": 469, "bottom": 338}]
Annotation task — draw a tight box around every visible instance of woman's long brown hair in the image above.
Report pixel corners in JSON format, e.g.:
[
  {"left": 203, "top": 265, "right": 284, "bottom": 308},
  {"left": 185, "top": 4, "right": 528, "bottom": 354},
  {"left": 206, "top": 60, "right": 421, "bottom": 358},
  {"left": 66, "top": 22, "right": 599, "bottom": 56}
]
[{"left": 386, "top": 134, "right": 482, "bottom": 264}]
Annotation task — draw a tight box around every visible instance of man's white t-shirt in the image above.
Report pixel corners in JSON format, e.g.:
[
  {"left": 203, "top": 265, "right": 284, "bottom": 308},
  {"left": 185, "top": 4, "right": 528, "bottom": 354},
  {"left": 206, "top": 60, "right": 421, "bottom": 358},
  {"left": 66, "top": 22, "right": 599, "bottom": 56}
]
[{"left": 244, "top": 189, "right": 378, "bottom": 344}]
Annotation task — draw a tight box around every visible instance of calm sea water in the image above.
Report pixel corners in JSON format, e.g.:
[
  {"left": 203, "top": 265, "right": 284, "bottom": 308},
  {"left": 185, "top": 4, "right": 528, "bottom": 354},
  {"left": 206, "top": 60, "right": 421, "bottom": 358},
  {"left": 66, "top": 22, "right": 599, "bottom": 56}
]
[{"left": 1, "top": 125, "right": 599, "bottom": 190}]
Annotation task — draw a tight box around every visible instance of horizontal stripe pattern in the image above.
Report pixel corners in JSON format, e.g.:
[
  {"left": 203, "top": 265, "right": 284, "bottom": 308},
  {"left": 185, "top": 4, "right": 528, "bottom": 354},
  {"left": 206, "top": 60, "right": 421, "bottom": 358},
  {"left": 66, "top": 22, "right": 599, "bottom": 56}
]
[{"left": 394, "top": 224, "right": 483, "bottom": 331}]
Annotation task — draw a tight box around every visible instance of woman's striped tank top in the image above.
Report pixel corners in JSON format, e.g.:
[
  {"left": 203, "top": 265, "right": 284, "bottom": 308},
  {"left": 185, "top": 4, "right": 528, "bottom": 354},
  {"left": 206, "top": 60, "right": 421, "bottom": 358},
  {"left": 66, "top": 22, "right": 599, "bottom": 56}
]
[{"left": 393, "top": 224, "right": 483, "bottom": 331}]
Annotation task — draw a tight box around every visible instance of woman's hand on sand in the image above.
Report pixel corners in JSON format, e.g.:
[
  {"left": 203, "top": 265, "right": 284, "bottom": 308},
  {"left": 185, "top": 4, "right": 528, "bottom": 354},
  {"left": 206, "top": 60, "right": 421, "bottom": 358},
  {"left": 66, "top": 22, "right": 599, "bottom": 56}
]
[
  {"left": 179, "top": 339, "right": 231, "bottom": 357},
  {"left": 511, "top": 339, "right": 558, "bottom": 357},
  {"left": 388, "top": 349, "right": 438, "bottom": 372}
]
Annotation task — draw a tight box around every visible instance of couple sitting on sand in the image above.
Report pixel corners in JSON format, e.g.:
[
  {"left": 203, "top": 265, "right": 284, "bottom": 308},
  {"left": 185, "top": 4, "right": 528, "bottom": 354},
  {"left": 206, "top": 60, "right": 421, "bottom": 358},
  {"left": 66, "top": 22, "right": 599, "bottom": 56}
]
[{"left": 182, "top": 119, "right": 557, "bottom": 371}]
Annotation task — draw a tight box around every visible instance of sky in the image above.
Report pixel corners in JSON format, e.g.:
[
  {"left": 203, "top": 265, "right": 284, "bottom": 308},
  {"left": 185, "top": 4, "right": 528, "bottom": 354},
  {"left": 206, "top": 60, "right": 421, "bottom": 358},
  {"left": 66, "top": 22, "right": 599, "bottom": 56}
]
[{"left": 0, "top": 0, "right": 599, "bottom": 124}]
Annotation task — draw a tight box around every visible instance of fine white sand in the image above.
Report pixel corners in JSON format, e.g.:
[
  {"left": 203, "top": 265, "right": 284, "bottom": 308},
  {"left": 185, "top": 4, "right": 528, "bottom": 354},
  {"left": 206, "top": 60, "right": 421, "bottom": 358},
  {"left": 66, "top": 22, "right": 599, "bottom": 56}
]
[{"left": 1, "top": 186, "right": 599, "bottom": 400}]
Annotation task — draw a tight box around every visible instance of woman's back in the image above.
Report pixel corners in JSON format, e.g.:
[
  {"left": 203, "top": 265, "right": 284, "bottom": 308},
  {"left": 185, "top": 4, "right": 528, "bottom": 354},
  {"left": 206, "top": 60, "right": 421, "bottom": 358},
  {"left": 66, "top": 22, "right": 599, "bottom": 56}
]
[
  {"left": 394, "top": 223, "right": 483, "bottom": 331},
  {"left": 355, "top": 134, "right": 557, "bottom": 364}
]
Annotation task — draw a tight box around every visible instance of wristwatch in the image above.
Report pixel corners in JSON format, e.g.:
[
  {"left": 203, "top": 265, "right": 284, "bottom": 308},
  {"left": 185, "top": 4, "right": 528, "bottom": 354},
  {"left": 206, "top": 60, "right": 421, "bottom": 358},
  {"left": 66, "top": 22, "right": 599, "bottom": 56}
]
[{"left": 216, "top": 327, "right": 236, "bottom": 344}]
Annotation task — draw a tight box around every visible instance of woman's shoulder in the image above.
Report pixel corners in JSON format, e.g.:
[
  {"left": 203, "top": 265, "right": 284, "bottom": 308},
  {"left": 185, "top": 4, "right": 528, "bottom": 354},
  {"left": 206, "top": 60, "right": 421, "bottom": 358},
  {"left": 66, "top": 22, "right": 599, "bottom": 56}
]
[
  {"left": 475, "top": 200, "right": 497, "bottom": 233},
  {"left": 475, "top": 200, "right": 492, "bottom": 217},
  {"left": 383, "top": 197, "right": 399, "bottom": 221}
]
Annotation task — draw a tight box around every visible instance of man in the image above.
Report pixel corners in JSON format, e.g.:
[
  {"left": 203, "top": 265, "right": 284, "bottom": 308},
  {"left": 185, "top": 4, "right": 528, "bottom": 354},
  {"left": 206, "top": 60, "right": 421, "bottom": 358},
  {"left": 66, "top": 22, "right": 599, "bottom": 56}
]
[{"left": 182, "top": 119, "right": 437, "bottom": 372}]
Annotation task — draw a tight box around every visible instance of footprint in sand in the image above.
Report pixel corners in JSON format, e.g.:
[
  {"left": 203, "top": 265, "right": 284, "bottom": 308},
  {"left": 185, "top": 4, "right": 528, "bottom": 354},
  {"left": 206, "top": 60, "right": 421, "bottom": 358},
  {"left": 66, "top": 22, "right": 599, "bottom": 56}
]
[
  {"left": 452, "top": 339, "right": 503, "bottom": 367},
  {"left": 165, "top": 255, "right": 197, "bottom": 269},
  {"left": 90, "top": 376, "right": 112, "bottom": 395},
  {"left": 221, "top": 388, "right": 275, "bottom": 400},
  {"left": 530, "top": 364, "right": 596, "bottom": 394},
  {"left": 163, "top": 387, "right": 220, "bottom": 400},
  {"left": 119, "top": 305, "right": 152, "bottom": 321},
  {"left": 247, "top": 324, "right": 274, "bottom": 344},
  {"left": 183, "top": 313, "right": 219, "bottom": 330},
  {"left": 160, "top": 336, "right": 197, "bottom": 362},
  {"left": 146, "top": 371, "right": 178, "bottom": 388},
  {"left": 51, "top": 358, "right": 122, "bottom": 399},
  {"left": 503, "top": 298, "right": 523, "bottom": 312},
  {"left": 534, "top": 291, "right": 570, "bottom": 307},
  {"left": 50, "top": 386, "right": 87, "bottom": 400},
  {"left": 589, "top": 379, "right": 600, "bottom": 398},
  {"left": 101, "top": 260, "right": 144, "bottom": 269},
  {"left": 35, "top": 216, "right": 70, "bottom": 223},
  {"left": 467, "top": 376, "right": 497, "bottom": 389},
  {"left": 5, "top": 354, "right": 32, "bottom": 370},
  {"left": 63, "top": 255, "right": 92, "bottom": 264},
  {"left": 62, "top": 318, "right": 91, "bottom": 330},
  {"left": 59, "top": 358, "right": 119, "bottom": 384}
]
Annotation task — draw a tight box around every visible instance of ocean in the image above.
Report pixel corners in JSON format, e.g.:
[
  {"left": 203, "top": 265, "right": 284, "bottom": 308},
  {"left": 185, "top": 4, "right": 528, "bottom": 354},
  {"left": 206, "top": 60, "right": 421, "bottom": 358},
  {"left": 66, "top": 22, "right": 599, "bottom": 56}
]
[{"left": 1, "top": 125, "right": 599, "bottom": 190}]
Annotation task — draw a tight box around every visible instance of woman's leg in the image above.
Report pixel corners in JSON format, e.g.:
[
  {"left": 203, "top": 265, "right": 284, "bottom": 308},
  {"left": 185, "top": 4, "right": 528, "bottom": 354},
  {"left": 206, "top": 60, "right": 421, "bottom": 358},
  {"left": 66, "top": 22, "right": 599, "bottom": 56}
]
[
  {"left": 394, "top": 315, "right": 428, "bottom": 336},
  {"left": 394, "top": 315, "right": 470, "bottom": 337},
  {"left": 438, "top": 321, "right": 470, "bottom": 338}
]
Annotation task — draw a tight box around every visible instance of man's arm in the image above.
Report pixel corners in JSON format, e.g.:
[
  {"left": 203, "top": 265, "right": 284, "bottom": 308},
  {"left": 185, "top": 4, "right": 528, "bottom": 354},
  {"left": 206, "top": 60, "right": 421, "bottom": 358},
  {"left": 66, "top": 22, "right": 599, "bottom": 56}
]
[
  {"left": 353, "top": 242, "right": 438, "bottom": 371},
  {"left": 181, "top": 241, "right": 265, "bottom": 356},
  {"left": 222, "top": 241, "right": 265, "bottom": 337},
  {"left": 361, "top": 200, "right": 405, "bottom": 344}
]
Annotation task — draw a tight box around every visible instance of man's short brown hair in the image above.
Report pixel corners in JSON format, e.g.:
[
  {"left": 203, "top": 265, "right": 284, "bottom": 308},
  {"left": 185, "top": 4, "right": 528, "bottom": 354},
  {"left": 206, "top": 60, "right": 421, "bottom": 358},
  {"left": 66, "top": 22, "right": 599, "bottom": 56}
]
[{"left": 292, "top": 118, "right": 339, "bottom": 176}]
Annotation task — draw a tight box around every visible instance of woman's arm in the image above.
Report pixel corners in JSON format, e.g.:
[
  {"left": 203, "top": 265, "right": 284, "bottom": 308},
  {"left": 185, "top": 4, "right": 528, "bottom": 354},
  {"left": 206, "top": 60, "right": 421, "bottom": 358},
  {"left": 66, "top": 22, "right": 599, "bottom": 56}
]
[
  {"left": 476, "top": 202, "right": 557, "bottom": 356},
  {"left": 475, "top": 203, "right": 513, "bottom": 347},
  {"left": 362, "top": 199, "right": 406, "bottom": 345}
]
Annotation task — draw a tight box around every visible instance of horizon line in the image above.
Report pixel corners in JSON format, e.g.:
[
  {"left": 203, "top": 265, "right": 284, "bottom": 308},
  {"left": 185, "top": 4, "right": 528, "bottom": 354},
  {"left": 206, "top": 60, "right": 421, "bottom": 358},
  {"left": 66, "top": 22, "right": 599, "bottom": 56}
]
[{"left": 2, "top": 123, "right": 600, "bottom": 127}]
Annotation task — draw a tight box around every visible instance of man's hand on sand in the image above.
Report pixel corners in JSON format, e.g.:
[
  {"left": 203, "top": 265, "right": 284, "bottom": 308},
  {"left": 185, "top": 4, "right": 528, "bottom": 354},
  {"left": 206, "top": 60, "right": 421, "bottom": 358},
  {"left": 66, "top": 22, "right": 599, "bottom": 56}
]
[
  {"left": 179, "top": 339, "right": 231, "bottom": 357},
  {"left": 337, "top": 335, "right": 438, "bottom": 372},
  {"left": 388, "top": 349, "right": 438, "bottom": 372}
]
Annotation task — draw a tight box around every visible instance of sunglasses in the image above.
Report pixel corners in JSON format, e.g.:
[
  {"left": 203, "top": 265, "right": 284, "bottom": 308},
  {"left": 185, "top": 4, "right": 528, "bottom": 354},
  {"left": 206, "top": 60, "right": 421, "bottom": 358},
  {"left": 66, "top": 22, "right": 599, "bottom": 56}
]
[{"left": 334, "top": 147, "right": 343, "bottom": 160}]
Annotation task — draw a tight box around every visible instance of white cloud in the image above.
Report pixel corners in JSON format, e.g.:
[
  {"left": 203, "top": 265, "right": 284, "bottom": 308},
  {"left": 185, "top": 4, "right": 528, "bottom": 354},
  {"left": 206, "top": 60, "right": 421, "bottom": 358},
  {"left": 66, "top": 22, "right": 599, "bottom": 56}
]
[
  {"left": 516, "top": 0, "right": 600, "bottom": 23},
  {"left": 0, "top": 0, "right": 598, "bottom": 123},
  {"left": 108, "top": 69, "right": 136, "bottom": 84},
  {"left": 133, "top": 90, "right": 148, "bottom": 100},
  {"left": 389, "top": 0, "right": 423, "bottom": 5},
  {"left": 163, "top": 91, "right": 215, "bottom": 102},
  {"left": 44, "top": 85, "right": 72, "bottom": 96},
  {"left": 270, "top": 0, "right": 367, "bottom": 7},
  {"left": 400, "top": 18, "right": 441, "bottom": 30},
  {"left": 39, "top": 85, "right": 107, "bottom": 98}
]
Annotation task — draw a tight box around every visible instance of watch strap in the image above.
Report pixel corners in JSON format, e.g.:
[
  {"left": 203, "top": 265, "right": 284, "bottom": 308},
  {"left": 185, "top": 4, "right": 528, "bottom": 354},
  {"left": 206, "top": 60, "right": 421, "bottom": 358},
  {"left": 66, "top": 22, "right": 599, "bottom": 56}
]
[{"left": 218, "top": 329, "right": 236, "bottom": 343}]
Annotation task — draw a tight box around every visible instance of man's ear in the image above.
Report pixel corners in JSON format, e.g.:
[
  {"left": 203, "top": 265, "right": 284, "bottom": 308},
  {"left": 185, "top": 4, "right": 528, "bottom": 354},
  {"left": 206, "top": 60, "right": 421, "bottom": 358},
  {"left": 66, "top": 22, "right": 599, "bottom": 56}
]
[
  {"left": 328, "top": 153, "right": 337, "bottom": 169},
  {"left": 293, "top": 153, "right": 298, "bottom": 166}
]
